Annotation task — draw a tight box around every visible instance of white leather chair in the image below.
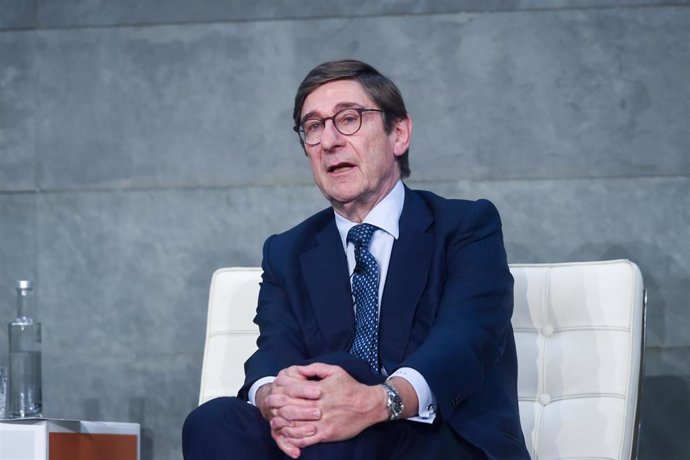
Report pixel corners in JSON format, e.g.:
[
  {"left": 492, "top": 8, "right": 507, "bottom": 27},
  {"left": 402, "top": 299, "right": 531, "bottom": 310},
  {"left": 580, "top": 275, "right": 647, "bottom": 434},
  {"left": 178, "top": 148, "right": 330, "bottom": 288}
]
[
  {"left": 199, "top": 267, "right": 262, "bottom": 405},
  {"left": 198, "top": 260, "right": 645, "bottom": 460},
  {"left": 511, "top": 260, "right": 645, "bottom": 459}
]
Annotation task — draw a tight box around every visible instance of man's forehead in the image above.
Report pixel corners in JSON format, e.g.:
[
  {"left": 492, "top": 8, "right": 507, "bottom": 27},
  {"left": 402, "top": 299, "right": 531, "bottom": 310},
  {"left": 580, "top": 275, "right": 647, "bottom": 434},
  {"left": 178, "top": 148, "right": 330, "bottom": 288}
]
[{"left": 301, "top": 79, "right": 374, "bottom": 118}]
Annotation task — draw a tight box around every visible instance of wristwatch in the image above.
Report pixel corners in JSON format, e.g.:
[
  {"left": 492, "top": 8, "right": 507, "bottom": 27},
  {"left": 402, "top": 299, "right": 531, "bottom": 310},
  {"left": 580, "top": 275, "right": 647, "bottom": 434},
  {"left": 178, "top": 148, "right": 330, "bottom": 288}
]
[{"left": 381, "top": 382, "right": 404, "bottom": 421}]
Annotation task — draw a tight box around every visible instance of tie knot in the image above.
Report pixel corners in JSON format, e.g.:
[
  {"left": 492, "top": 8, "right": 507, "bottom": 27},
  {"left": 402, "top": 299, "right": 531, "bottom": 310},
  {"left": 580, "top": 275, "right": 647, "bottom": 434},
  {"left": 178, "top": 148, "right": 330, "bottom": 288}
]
[{"left": 347, "top": 223, "right": 378, "bottom": 248}]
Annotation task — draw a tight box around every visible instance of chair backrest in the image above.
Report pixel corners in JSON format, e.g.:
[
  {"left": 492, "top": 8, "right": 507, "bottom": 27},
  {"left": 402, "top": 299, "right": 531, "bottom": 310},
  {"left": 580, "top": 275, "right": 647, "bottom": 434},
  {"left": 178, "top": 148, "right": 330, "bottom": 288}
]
[
  {"left": 199, "top": 260, "right": 645, "bottom": 460},
  {"left": 198, "top": 267, "right": 261, "bottom": 405},
  {"left": 511, "top": 260, "right": 645, "bottom": 459}
]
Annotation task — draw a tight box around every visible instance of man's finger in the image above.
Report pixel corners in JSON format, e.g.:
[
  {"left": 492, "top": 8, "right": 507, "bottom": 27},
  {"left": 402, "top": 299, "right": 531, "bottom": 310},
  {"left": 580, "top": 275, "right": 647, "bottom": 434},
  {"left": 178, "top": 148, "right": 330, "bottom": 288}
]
[
  {"left": 271, "top": 432, "right": 301, "bottom": 459},
  {"left": 275, "top": 421, "right": 317, "bottom": 440},
  {"left": 277, "top": 365, "right": 309, "bottom": 380},
  {"left": 279, "top": 405, "right": 321, "bottom": 422},
  {"left": 295, "top": 363, "right": 341, "bottom": 380},
  {"left": 269, "top": 416, "right": 292, "bottom": 430},
  {"left": 270, "top": 379, "right": 322, "bottom": 400},
  {"left": 264, "top": 392, "right": 320, "bottom": 415},
  {"left": 285, "top": 381, "right": 322, "bottom": 400}
]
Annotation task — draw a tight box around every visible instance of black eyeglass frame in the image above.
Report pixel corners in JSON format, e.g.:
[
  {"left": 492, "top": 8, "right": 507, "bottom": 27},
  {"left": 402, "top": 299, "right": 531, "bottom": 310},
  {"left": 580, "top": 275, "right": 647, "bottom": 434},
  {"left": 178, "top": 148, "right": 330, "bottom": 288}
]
[{"left": 293, "top": 107, "right": 384, "bottom": 146}]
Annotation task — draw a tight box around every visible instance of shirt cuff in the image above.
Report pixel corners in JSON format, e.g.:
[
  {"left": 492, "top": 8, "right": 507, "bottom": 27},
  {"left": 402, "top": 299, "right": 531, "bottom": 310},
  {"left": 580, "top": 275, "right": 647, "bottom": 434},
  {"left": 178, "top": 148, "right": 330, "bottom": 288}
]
[
  {"left": 247, "top": 376, "right": 276, "bottom": 406},
  {"left": 389, "top": 367, "right": 437, "bottom": 424}
]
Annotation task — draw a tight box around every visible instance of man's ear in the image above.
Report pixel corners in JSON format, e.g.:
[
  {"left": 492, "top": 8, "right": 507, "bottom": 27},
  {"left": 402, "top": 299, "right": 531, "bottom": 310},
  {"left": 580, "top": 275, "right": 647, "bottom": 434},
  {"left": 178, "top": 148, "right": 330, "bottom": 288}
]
[{"left": 392, "top": 116, "right": 412, "bottom": 157}]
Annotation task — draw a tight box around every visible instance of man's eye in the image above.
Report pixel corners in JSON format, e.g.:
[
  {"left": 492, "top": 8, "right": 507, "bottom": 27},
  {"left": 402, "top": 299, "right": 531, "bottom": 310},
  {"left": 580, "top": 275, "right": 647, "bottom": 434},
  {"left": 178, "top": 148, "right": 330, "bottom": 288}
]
[
  {"left": 304, "top": 121, "right": 323, "bottom": 133},
  {"left": 338, "top": 112, "right": 359, "bottom": 125}
]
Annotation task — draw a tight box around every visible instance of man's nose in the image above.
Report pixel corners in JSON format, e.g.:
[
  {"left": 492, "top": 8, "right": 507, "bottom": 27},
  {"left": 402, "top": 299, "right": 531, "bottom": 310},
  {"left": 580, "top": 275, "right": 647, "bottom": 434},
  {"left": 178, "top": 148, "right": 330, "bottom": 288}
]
[{"left": 319, "top": 119, "right": 344, "bottom": 150}]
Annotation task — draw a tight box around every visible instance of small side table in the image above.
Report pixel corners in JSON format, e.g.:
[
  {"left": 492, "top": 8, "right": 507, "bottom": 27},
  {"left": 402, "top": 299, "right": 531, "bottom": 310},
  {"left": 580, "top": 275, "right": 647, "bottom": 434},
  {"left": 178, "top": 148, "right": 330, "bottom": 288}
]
[{"left": 0, "top": 418, "right": 139, "bottom": 460}]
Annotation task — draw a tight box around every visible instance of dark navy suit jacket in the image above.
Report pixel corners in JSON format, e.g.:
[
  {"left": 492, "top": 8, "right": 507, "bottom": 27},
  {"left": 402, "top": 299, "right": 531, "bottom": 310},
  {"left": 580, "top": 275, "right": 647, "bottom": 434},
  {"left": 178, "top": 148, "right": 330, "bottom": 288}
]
[{"left": 239, "top": 186, "right": 530, "bottom": 459}]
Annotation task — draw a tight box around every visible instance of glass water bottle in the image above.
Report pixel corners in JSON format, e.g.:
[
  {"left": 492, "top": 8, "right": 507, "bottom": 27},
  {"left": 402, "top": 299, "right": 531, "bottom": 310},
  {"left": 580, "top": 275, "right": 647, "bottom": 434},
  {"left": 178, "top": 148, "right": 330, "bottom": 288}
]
[{"left": 8, "top": 280, "right": 42, "bottom": 418}]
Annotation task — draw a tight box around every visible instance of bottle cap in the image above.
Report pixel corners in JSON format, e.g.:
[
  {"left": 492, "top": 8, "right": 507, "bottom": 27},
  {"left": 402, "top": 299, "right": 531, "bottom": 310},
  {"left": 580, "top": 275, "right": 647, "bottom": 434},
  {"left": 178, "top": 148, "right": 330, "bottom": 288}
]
[{"left": 16, "top": 280, "right": 33, "bottom": 290}]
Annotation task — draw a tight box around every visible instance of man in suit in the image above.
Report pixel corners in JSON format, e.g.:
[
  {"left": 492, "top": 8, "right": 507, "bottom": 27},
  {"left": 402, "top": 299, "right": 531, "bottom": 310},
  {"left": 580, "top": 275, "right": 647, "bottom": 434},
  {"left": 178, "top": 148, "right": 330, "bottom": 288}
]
[{"left": 183, "top": 59, "right": 530, "bottom": 459}]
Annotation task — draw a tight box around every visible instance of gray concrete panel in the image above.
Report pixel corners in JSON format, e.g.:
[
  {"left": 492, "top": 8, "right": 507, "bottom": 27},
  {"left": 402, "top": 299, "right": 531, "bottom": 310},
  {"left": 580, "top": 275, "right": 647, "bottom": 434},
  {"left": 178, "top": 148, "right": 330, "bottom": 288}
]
[
  {"left": 33, "top": 8, "right": 690, "bottom": 190},
  {"left": 0, "top": 0, "right": 36, "bottom": 30},
  {"left": 34, "top": 0, "right": 690, "bottom": 28},
  {"left": 408, "top": 176, "right": 690, "bottom": 350},
  {"left": 35, "top": 185, "right": 325, "bottom": 357},
  {"left": 33, "top": 23, "right": 311, "bottom": 190},
  {"left": 0, "top": 32, "right": 37, "bottom": 191},
  {"left": 646, "top": 346, "right": 690, "bottom": 378},
  {"left": 400, "top": 8, "right": 690, "bottom": 181},
  {"left": 640, "top": 348, "right": 690, "bottom": 460}
]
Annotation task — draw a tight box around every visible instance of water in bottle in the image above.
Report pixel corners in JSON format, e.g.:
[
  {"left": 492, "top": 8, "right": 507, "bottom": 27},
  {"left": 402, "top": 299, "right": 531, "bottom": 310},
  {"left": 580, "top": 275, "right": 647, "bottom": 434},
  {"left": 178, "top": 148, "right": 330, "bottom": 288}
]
[{"left": 8, "top": 280, "right": 42, "bottom": 418}]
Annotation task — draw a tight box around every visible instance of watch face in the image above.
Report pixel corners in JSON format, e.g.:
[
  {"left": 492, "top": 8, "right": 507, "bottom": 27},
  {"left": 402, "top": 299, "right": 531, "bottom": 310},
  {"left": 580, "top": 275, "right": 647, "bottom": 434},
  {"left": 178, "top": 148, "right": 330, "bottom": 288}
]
[
  {"left": 384, "top": 383, "right": 404, "bottom": 420},
  {"left": 391, "top": 395, "right": 403, "bottom": 416}
]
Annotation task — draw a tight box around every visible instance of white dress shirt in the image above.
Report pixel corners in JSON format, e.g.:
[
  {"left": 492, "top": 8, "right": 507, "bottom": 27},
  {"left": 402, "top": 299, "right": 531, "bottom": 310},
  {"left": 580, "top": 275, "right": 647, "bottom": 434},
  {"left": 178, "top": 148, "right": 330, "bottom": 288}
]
[{"left": 250, "top": 180, "right": 436, "bottom": 423}]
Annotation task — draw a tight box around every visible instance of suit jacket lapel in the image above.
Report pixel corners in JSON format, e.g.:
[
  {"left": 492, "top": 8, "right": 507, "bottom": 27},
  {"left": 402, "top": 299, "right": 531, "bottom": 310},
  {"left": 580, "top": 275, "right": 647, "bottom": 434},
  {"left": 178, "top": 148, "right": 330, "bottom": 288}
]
[
  {"left": 380, "top": 187, "right": 434, "bottom": 367},
  {"left": 300, "top": 214, "right": 355, "bottom": 351}
]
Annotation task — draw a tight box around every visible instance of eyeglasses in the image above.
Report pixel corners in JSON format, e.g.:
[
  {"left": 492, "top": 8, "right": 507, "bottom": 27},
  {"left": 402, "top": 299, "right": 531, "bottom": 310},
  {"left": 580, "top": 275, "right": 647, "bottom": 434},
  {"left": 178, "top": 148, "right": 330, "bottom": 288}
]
[{"left": 294, "top": 107, "right": 384, "bottom": 146}]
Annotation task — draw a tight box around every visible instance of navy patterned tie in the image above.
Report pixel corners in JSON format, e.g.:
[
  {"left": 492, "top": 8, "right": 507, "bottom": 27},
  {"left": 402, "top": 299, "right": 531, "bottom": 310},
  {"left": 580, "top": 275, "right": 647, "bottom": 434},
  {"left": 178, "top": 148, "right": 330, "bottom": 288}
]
[{"left": 347, "top": 223, "right": 380, "bottom": 373}]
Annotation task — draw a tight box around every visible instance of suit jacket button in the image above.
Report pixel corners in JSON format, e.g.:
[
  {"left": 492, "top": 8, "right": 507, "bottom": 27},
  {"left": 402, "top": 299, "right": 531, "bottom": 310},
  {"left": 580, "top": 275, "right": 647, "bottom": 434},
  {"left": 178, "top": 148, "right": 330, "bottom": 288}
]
[{"left": 450, "top": 395, "right": 461, "bottom": 409}]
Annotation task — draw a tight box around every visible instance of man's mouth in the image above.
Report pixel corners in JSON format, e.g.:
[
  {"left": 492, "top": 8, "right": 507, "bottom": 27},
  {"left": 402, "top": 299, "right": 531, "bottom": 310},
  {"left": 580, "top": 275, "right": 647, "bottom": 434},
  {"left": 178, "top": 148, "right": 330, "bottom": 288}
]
[{"left": 327, "top": 162, "right": 355, "bottom": 173}]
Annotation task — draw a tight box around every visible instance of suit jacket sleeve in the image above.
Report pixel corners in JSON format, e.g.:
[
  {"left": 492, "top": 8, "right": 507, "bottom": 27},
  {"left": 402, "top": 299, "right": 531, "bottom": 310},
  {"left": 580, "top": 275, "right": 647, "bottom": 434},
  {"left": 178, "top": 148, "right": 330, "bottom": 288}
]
[
  {"left": 238, "top": 234, "right": 306, "bottom": 399},
  {"left": 399, "top": 198, "right": 514, "bottom": 419}
]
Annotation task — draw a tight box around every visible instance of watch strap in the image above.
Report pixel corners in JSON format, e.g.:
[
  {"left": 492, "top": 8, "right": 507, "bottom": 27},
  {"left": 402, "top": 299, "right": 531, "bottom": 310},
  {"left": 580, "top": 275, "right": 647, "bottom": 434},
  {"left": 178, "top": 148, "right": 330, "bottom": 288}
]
[{"left": 382, "top": 381, "right": 404, "bottom": 421}]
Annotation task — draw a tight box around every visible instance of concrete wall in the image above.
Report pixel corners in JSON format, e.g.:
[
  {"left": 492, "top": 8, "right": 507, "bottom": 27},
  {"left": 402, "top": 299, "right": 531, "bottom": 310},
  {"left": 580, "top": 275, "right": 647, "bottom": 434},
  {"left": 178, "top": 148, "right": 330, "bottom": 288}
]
[{"left": 1, "top": 2, "right": 688, "bottom": 458}]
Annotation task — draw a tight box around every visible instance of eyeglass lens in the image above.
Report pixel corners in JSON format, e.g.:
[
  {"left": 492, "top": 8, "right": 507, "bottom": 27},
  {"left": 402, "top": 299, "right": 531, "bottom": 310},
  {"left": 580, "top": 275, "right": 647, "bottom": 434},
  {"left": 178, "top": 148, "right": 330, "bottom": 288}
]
[{"left": 300, "top": 108, "right": 367, "bottom": 145}]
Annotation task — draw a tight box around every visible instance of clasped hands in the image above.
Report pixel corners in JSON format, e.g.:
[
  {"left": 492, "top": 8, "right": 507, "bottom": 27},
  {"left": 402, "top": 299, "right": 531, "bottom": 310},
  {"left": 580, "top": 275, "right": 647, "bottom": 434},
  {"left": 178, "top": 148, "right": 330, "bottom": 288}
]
[{"left": 256, "top": 363, "right": 388, "bottom": 459}]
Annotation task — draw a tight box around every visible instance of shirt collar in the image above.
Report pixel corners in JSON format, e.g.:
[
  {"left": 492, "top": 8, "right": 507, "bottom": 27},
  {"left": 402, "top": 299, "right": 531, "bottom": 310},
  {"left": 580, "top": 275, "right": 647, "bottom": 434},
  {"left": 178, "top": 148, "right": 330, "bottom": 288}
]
[{"left": 334, "top": 180, "right": 405, "bottom": 249}]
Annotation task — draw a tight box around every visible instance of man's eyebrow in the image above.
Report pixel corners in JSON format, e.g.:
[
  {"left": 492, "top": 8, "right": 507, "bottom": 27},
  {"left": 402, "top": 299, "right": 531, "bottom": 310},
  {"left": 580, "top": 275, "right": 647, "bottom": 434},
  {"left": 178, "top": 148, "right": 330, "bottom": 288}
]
[{"left": 299, "top": 102, "right": 364, "bottom": 123}]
